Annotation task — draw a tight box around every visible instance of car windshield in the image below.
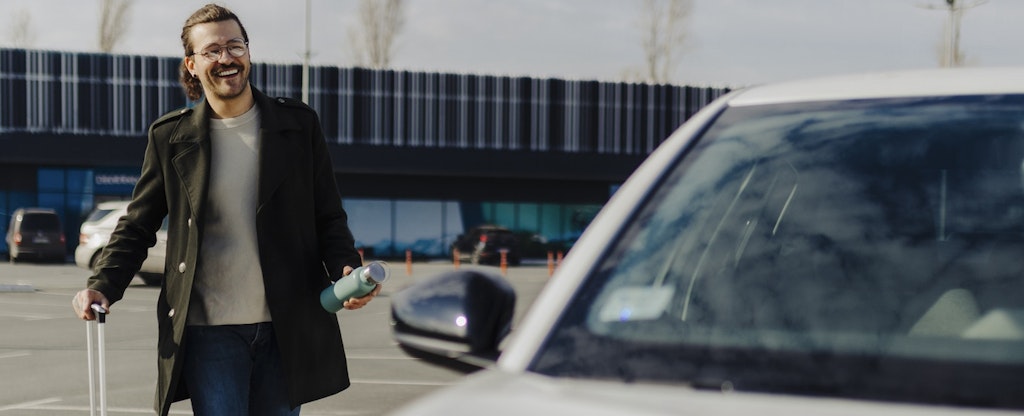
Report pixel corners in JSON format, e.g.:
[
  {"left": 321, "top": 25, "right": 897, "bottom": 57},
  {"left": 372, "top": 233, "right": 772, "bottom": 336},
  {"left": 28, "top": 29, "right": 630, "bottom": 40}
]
[
  {"left": 532, "top": 95, "right": 1024, "bottom": 409},
  {"left": 85, "top": 208, "right": 118, "bottom": 223}
]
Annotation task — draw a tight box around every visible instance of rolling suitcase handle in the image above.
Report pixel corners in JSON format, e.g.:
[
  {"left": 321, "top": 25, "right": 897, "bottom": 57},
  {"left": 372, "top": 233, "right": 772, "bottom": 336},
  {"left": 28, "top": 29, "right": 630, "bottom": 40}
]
[{"left": 86, "top": 304, "right": 108, "bottom": 416}]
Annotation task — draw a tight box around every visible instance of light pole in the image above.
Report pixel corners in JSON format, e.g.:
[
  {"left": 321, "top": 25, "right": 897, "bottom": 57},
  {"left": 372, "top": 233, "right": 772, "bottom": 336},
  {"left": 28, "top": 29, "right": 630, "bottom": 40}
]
[
  {"left": 923, "top": 0, "right": 986, "bottom": 68},
  {"left": 301, "top": 0, "right": 311, "bottom": 103},
  {"left": 945, "top": 0, "right": 961, "bottom": 67}
]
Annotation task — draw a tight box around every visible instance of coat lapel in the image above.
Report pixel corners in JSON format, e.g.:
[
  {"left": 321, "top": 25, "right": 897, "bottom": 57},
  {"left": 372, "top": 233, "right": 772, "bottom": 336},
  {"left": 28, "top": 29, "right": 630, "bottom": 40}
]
[
  {"left": 169, "top": 102, "right": 211, "bottom": 220},
  {"left": 254, "top": 92, "right": 301, "bottom": 214}
]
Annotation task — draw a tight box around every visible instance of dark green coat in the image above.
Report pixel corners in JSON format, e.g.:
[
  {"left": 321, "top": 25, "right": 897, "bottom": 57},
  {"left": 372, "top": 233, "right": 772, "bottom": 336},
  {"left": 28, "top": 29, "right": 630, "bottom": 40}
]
[{"left": 87, "top": 88, "right": 362, "bottom": 415}]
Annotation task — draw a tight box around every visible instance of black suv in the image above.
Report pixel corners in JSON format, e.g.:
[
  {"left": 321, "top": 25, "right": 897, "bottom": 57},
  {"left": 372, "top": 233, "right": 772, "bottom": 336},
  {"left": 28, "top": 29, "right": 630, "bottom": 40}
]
[
  {"left": 451, "top": 225, "right": 521, "bottom": 265},
  {"left": 6, "top": 207, "right": 66, "bottom": 263}
]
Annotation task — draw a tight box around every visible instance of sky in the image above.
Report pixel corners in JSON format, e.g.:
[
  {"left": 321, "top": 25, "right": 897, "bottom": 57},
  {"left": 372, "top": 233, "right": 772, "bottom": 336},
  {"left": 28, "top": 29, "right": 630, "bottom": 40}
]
[{"left": 2, "top": 0, "right": 1022, "bottom": 88}]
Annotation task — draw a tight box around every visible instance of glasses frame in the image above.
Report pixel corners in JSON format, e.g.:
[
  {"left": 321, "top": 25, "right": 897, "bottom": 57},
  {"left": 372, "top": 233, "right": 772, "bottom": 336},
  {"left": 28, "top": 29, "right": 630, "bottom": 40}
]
[{"left": 190, "top": 39, "right": 249, "bottom": 62}]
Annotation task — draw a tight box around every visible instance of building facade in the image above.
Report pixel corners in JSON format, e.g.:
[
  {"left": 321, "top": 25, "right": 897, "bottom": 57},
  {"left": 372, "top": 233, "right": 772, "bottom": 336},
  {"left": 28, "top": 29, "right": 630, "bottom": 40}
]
[{"left": 0, "top": 48, "right": 730, "bottom": 259}]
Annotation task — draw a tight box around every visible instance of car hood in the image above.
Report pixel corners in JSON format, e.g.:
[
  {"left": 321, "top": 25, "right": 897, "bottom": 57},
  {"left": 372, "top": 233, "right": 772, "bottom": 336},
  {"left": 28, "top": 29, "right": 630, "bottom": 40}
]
[{"left": 389, "top": 369, "right": 1011, "bottom": 416}]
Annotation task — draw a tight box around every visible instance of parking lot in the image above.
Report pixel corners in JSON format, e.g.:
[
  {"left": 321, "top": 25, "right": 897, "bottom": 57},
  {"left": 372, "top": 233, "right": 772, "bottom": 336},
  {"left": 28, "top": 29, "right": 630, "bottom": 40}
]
[{"left": 0, "top": 260, "right": 554, "bottom": 415}]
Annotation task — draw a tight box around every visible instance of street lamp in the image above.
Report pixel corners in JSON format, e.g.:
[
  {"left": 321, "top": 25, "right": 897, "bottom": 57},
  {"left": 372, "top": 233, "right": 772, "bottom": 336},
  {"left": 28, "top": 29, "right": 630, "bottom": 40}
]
[{"left": 302, "top": 0, "right": 312, "bottom": 103}]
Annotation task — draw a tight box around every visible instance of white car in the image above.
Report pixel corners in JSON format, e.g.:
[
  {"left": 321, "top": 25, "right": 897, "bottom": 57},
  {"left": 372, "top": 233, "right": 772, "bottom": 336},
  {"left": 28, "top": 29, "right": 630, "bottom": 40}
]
[
  {"left": 390, "top": 67, "right": 1024, "bottom": 415},
  {"left": 75, "top": 200, "right": 167, "bottom": 286}
]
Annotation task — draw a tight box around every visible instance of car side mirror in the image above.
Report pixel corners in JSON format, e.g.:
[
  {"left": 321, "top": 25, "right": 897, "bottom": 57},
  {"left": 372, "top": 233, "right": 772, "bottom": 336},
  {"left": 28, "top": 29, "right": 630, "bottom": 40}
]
[{"left": 391, "top": 269, "right": 516, "bottom": 373}]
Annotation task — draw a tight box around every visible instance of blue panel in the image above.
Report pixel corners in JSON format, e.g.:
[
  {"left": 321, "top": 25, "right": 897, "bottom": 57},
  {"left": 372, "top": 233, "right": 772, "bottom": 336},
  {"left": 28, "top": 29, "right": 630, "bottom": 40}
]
[{"left": 38, "top": 168, "right": 65, "bottom": 193}]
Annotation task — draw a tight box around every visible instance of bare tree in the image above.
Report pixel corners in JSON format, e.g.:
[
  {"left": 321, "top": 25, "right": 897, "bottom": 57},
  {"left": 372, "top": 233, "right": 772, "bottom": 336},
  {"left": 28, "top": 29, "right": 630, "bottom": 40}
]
[
  {"left": 637, "top": 0, "right": 693, "bottom": 84},
  {"left": 348, "top": 0, "right": 406, "bottom": 69},
  {"left": 98, "top": 0, "right": 134, "bottom": 53},
  {"left": 8, "top": 8, "right": 37, "bottom": 48}
]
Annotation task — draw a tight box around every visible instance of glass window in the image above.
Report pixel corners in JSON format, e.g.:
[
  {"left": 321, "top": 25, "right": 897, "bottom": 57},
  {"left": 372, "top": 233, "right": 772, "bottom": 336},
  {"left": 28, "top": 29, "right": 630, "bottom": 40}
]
[
  {"left": 0, "top": 191, "right": 8, "bottom": 252},
  {"left": 494, "top": 203, "right": 516, "bottom": 228},
  {"left": 344, "top": 199, "right": 394, "bottom": 257},
  {"left": 517, "top": 203, "right": 540, "bottom": 232},
  {"left": 442, "top": 202, "right": 463, "bottom": 251},
  {"left": 540, "top": 203, "right": 563, "bottom": 240},
  {"left": 395, "top": 200, "right": 444, "bottom": 257}
]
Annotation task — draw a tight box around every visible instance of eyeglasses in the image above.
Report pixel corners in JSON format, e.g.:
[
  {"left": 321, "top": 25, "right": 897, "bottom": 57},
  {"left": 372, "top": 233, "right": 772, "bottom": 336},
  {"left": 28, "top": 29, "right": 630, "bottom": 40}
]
[{"left": 190, "top": 39, "right": 248, "bottom": 62}]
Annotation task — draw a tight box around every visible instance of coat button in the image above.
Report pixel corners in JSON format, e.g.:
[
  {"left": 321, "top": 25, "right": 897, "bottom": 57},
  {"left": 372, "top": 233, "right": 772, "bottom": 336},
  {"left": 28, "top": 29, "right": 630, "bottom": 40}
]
[
  {"left": 168, "top": 308, "right": 175, "bottom": 318},
  {"left": 178, "top": 262, "right": 186, "bottom": 273}
]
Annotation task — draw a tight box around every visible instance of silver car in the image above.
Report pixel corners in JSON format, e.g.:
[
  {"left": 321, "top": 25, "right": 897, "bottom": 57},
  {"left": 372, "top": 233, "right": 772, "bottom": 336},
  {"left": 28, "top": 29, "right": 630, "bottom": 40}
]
[
  {"left": 391, "top": 67, "right": 1024, "bottom": 414},
  {"left": 75, "top": 200, "right": 167, "bottom": 286}
]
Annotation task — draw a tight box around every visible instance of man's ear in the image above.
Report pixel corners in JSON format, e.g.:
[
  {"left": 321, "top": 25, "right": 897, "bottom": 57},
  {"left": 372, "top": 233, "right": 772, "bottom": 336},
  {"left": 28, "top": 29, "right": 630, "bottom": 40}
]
[{"left": 184, "top": 57, "right": 196, "bottom": 77}]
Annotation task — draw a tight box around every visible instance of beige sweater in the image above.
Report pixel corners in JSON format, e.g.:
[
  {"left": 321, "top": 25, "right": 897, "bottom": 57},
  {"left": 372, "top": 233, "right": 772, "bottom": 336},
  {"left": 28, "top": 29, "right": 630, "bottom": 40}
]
[{"left": 188, "top": 105, "right": 272, "bottom": 325}]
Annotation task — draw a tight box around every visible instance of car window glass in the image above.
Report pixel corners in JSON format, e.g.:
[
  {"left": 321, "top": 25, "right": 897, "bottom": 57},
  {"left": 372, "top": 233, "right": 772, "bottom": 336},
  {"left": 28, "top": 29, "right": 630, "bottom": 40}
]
[
  {"left": 85, "top": 208, "right": 116, "bottom": 223},
  {"left": 21, "top": 214, "right": 61, "bottom": 231},
  {"left": 533, "top": 95, "right": 1024, "bottom": 408}
]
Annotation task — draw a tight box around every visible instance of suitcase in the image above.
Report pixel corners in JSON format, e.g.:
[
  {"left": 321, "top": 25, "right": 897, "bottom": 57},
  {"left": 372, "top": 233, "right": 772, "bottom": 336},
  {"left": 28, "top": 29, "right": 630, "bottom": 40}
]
[{"left": 85, "top": 304, "right": 108, "bottom": 416}]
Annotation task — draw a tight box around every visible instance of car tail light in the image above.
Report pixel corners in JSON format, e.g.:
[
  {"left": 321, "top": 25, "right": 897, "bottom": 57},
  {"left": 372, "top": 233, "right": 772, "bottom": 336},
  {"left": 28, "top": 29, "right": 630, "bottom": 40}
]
[
  {"left": 479, "top": 234, "right": 488, "bottom": 243},
  {"left": 80, "top": 233, "right": 89, "bottom": 245},
  {"left": 12, "top": 232, "right": 22, "bottom": 245},
  {"left": 60, "top": 233, "right": 66, "bottom": 244}
]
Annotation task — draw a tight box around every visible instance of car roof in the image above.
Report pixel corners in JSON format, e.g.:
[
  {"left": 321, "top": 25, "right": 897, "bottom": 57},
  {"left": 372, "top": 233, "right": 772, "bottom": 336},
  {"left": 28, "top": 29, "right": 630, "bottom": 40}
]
[
  {"left": 95, "top": 200, "right": 130, "bottom": 210},
  {"left": 728, "top": 67, "right": 1024, "bottom": 107},
  {"left": 16, "top": 207, "right": 57, "bottom": 214}
]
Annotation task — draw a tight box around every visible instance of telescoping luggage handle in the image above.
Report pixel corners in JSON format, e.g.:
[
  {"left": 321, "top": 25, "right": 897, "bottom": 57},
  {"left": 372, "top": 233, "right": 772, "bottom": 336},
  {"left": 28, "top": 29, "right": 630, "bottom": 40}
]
[{"left": 86, "top": 304, "right": 108, "bottom": 416}]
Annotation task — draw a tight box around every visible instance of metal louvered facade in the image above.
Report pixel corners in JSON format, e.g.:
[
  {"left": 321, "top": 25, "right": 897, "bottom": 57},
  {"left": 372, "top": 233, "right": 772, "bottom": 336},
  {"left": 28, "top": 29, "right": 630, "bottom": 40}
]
[
  {"left": 0, "top": 48, "right": 729, "bottom": 258},
  {"left": 1, "top": 48, "right": 728, "bottom": 155}
]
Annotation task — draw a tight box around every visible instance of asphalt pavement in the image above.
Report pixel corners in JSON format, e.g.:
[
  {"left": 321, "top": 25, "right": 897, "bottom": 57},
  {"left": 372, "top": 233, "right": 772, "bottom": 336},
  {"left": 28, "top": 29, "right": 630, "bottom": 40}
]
[{"left": 0, "top": 258, "right": 556, "bottom": 415}]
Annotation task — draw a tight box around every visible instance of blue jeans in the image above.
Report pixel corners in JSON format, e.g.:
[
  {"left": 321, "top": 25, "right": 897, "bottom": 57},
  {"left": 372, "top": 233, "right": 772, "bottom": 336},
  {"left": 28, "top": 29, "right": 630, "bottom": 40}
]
[{"left": 184, "top": 323, "right": 300, "bottom": 416}]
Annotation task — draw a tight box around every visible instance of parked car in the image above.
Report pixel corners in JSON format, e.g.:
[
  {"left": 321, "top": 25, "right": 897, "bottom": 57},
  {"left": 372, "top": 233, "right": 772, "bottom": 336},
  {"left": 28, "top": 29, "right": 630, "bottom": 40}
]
[
  {"left": 451, "top": 225, "right": 521, "bottom": 265},
  {"left": 6, "top": 207, "right": 66, "bottom": 263},
  {"left": 75, "top": 201, "right": 167, "bottom": 286},
  {"left": 390, "top": 67, "right": 1024, "bottom": 415}
]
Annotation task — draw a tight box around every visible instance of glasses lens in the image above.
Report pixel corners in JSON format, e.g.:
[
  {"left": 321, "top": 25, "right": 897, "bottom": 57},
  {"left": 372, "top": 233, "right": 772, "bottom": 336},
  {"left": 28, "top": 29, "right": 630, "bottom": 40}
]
[
  {"left": 201, "top": 49, "right": 222, "bottom": 61},
  {"left": 227, "top": 44, "right": 247, "bottom": 58}
]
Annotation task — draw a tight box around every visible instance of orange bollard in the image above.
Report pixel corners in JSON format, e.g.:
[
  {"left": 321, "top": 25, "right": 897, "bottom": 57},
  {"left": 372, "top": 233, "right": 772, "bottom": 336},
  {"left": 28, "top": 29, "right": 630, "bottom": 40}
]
[
  {"left": 406, "top": 249, "right": 413, "bottom": 276},
  {"left": 453, "top": 248, "right": 460, "bottom": 270},
  {"left": 357, "top": 248, "right": 365, "bottom": 265},
  {"left": 556, "top": 251, "right": 564, "bottom": 268},
  {"left": 499, "top": 249, "right": 508, "bottom": 276},
  {"left": 547, "top": 251, "right": 554, "bottom": 277}
]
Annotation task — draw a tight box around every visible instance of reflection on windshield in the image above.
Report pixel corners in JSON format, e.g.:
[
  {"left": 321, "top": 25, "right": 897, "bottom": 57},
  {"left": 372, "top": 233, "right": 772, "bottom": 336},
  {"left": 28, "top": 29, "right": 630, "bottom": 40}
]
[{"left": 533, "top": 95, "right": 1024, "bottom": 408}]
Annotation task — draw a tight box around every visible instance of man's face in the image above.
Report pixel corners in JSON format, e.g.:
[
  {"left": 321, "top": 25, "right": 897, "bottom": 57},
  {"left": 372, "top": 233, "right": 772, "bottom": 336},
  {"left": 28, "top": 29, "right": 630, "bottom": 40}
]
[{"left": 185, "top": 20, "right": 251, "bottom": 102}]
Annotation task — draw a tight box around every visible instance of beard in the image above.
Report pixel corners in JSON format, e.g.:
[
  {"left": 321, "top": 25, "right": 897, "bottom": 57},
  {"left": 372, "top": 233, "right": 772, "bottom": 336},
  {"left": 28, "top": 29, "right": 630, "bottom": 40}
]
[{"left": 202, "top": 63, "right": 250, "bottom": 101}]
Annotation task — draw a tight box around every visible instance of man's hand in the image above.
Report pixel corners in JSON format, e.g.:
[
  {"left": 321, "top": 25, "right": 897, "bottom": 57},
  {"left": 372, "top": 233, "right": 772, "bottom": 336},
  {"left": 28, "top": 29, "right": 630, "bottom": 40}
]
[
  {"left": 343, "top": 283, "right": 381, "bottom": 310},
  {"left": 340, "top": 265, "right": 382, "bottom": 310},
  {"left": 72, "top": 289, "right": 110, "bottom": 320}
]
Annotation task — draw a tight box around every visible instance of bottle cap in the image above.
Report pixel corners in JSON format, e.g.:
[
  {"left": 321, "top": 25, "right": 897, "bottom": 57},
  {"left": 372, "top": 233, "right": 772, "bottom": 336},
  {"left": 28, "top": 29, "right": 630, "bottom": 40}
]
[{"left": 363, "top": 261, "right": 390, "bottom": 285}]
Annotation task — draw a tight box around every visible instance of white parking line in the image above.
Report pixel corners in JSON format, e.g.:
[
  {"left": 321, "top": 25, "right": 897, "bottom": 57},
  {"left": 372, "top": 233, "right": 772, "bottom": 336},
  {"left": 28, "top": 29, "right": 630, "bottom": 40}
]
[
  {"left": 0, "top": 398, "right": 191, "bottom": 415},
  {"left": 14, "top": 402, "right": 361, "bottom": 415},
  {"left": 17, "top": 404, "right": 194, "bottom": 414},
  {"left": 352, "top": 378, "right": 453, "bottom": 386},
  {"left": 0, "top": 351, "right": 31, "bottom": 360},
  {"left": 0, "top": 310, "right": 55, "bottom": 321},
  {"left": 346, "top": 354, "right": 419, "bottom": 360},
  {"left": 0, "top": 397, "right": 60, "bottom": 412}
]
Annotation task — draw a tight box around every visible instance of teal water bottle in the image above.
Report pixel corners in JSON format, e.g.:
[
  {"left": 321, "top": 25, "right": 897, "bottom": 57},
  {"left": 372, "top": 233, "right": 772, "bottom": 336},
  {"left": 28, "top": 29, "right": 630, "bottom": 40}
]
[{"left": 320, "top": 261, "right": 390, "bottom": 313}]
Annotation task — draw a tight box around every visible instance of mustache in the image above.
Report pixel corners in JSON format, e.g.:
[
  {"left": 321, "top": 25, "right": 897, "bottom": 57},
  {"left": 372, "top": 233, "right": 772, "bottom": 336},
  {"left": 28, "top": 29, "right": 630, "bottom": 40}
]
[{"left": 213, "top": 64, "right": 243, "bottom": 72}]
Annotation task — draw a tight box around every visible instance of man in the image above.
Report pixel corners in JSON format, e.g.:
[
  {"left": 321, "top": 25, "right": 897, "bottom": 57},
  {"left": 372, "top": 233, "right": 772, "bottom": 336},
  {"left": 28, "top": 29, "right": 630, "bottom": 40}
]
[{"left": 71, "top": 4, "right": 379, "bottom": 415}]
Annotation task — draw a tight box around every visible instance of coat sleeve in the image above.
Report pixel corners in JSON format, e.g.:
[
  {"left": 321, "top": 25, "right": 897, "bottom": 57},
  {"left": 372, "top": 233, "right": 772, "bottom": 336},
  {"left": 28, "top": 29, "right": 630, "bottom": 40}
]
[
  {"left": 308, "top": 111, "right": 362, "bottom": 280},
  {"left": 87, "top": 123, "right": 170, "bottom": 303}
]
